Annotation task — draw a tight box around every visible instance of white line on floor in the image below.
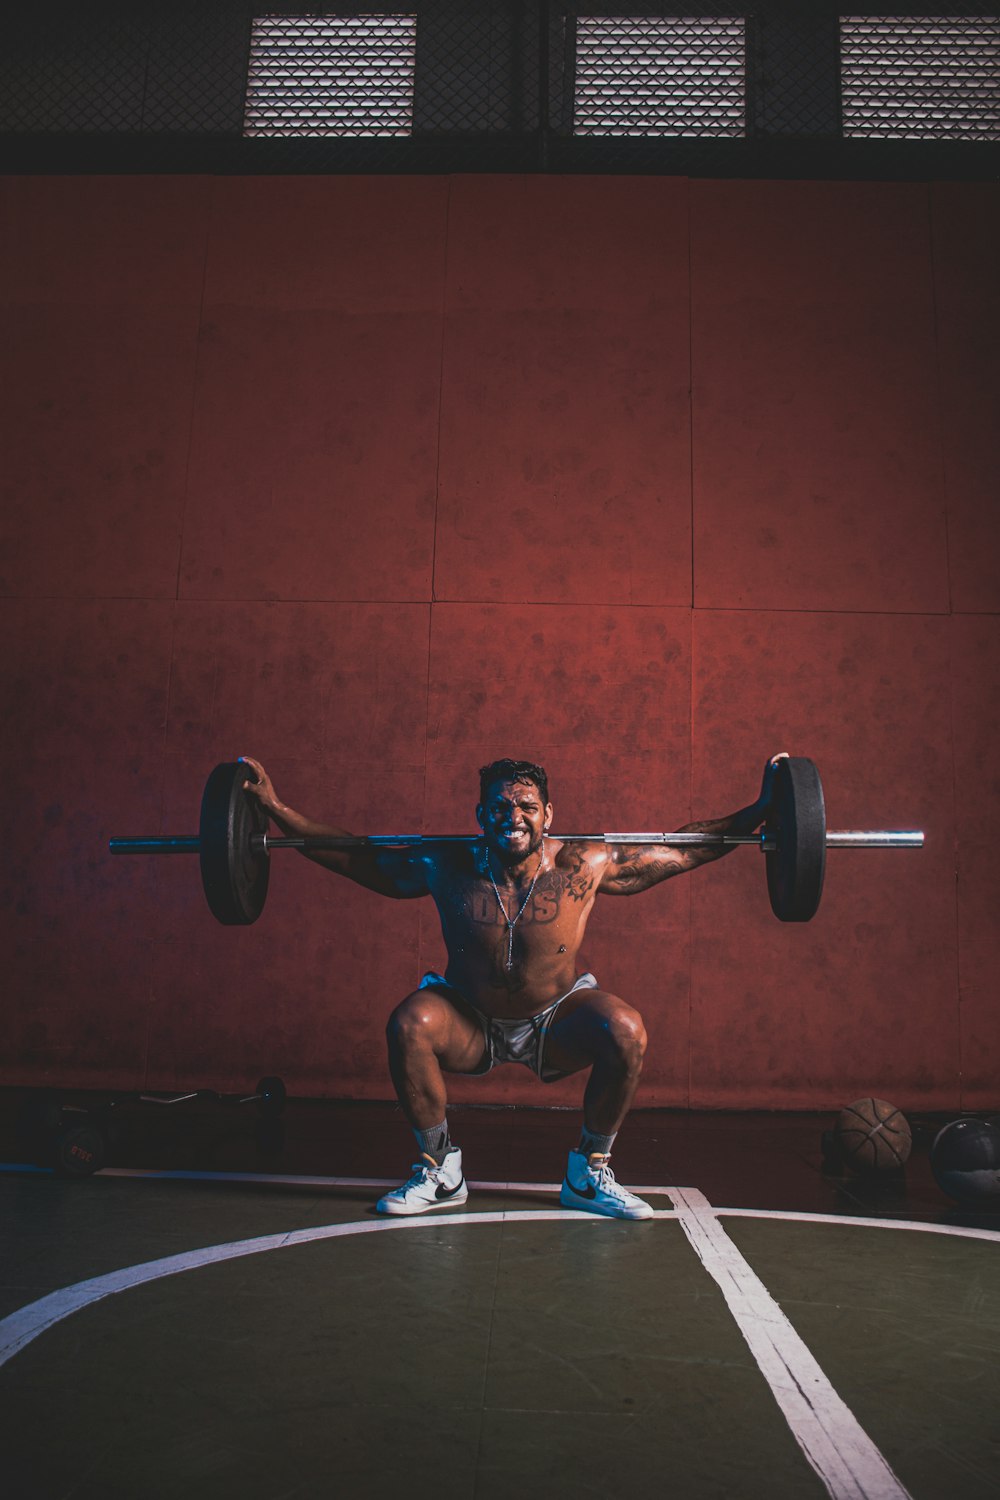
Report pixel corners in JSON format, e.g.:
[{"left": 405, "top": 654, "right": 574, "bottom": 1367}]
[
  {"left": 670, "top": 1186, "right": 912, "bottom": 1500},
  {"left": 716, "top": 1206, "right": 1000, "bottom": 1246},
  {"left": 0, "top": 1209, "right": 601, "bottom": 1369}
]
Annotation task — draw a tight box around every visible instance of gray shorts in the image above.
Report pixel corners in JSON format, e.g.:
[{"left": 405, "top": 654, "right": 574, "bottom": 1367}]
[{"left": 418, "top": 971, "right": 600, "bottom": 1083}]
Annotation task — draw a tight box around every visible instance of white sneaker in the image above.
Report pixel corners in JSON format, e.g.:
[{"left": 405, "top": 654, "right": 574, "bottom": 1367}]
[
  {"left": 375, "top": 1148, "right": 468, "bottom": 1216},
  {"left": 560, "top": 1150, "right": 654, "bottom": 1220}
]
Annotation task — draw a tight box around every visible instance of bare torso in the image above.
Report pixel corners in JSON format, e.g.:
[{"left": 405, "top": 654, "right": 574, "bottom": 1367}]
[{"left": 422, "top": 839, "right": 606, "bottom": 1017}]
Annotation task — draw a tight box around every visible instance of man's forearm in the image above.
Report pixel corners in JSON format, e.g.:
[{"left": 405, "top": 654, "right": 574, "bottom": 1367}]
[
  {"left": 240, "top": 755, "right": 406, "bottom": 885},
  {"left": 260, "top": 801, "right": 357, "bottom": 870},
  {"left": 604, "top": 799, "right": 768, "bottom": 892}
]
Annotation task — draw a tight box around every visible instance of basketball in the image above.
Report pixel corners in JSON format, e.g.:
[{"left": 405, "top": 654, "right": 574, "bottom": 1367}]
[
  {"left": 930, "top": 1119, "right": 1000, "bottom": 1204},
  {"left": 834, "top": 1097, "right": 912, "bottom": 1172}
]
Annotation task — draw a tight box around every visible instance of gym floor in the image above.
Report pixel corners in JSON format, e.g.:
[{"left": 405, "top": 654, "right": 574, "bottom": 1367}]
[{"left": 1, "top": 1092, "right": 998, "bottom": 1500}]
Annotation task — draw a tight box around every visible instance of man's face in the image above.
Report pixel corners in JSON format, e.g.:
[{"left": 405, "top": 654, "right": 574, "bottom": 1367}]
[{"left": 477, "top": 778, "right": 552, "bottom": 865}]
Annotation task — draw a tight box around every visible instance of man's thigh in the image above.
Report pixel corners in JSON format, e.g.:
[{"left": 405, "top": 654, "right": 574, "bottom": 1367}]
[
  {"left": 408, "top": 984, "right": 490, "bottom": 1075},
  {"left": 543, "top": 988, "right": 641, "bottom": 1076}
]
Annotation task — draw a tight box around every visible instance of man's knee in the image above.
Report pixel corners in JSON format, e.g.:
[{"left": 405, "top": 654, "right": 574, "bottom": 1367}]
[
  {"left": 386, "top": 991, "right": 444, "bottom": 1054},
  {"left": 601, "top": 1003, "right": 647, "bottom": 1071}
]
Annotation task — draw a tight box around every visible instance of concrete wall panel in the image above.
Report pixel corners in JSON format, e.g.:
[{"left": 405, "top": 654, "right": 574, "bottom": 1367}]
[
  {"left": 435, "top": 177, "right": 692, "bottom": 605},
  {"left": 178, "top": 307, "right": 440, "bottom": 602},
  {"left": 691, "top": 180, "right": 949, "bottom": 615}
]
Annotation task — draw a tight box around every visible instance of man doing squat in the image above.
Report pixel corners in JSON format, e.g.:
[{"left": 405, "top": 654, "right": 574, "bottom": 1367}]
[{"left": 241, "top": 753, "right": 786, "bottom": 1220}]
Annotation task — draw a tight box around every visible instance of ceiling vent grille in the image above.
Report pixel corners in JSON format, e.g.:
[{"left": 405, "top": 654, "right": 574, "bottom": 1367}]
[
  {"left": 244, "top": 14, "right": 418, "bottom": 137},
  {"left": 572, "top": 16, "right": 746, "bottom": 137},
  {"left": 840, "top": 15, "right": 1000, "bottom": 140}
]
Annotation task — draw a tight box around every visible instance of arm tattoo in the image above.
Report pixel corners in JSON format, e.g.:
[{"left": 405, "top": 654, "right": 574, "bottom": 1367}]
[
  {"left": 605, "top": 816, "right": 748, "bottom": 894},
  {"left": 606, "top": 850, "right": 688, "bottom": 893}
]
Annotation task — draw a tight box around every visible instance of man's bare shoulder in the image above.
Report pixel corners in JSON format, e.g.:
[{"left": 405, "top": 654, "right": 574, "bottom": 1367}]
[
  {"left": 550, "top": 838, "right": 606, "bottom": 867},
  {"left": 543, "top": 839, "right": 607, "bottom": 897}
]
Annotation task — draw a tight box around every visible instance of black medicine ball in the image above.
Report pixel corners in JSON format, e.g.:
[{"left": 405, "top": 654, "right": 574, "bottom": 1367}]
[{"left": 930, "top": 1118, "right": 1000, "bottom": 1204}]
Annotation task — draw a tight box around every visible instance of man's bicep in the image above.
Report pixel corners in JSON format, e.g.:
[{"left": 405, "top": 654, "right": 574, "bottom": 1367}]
[
  {"left": 334, "top": 847, "right": 429, "bottom": 898},
  {"left": 368, "top": 848, "right": 432, "bottom": 898}
]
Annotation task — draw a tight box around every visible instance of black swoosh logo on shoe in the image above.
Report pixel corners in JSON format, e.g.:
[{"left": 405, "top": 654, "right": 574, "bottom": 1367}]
[
  {"left": 563, "top": 1178, "right": 597, "bottom": 1201},
  {"left": 435, "top": 1179, "right": 465, "bottom": 1200}
]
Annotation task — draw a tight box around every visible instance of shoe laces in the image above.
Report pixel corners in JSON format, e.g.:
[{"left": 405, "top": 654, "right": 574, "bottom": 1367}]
[
  {"left": 403, "top": 1153, "right": 442, "bottom": 1187},
  {"left": 586, "top": 1153, "right": 629, "bottom": 1200}
]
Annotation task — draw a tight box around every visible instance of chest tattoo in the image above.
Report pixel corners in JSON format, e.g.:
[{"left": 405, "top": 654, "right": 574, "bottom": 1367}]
[{"left": 462, "top": 866, "right": 594, "bottom": 928}]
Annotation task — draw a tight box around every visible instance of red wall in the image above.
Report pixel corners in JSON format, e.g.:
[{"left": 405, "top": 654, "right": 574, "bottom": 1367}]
[{"left": 2, "top": 174, "right": 997, "bottom": 1110}]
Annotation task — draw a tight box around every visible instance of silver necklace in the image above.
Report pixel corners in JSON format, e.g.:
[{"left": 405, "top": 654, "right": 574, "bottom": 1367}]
[{"left": 485, "top": 849, "right": 544, "bottom": 970}]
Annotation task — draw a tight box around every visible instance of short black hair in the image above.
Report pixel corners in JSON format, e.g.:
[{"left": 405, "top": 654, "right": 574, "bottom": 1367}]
[{"left": 479, "top": 758, "right": 550, "bottom": 808}]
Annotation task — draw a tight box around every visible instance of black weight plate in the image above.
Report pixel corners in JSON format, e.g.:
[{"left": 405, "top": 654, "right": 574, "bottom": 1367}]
[
  {"left": 199, "top": 762, "right": 270, "bottom": 925},
  {"left": 56, "top": 1119, "right": 106, "bottom": 1177},
  {"left": 256, "top": 1076, "right": 287, "bottom": 1114},
  {"left": 765, "top": 757, "right": 826, "bottom": 922}
]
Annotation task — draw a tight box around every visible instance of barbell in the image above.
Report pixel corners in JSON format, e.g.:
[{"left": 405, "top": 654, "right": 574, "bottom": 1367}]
[
  {"left": 16, "top": 1077, "right": 287, "bottom": 1176},
  {"left": 108, "top": 758, "right": 923, "bottom": 926}
]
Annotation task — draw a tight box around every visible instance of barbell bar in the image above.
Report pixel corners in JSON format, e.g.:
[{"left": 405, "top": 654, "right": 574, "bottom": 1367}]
[
  {"left": 109, "top": 830, "right": 922, "bottom": 853},
  {"left": 108, "top": 759, "right": 923, "bottom": 927}
]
